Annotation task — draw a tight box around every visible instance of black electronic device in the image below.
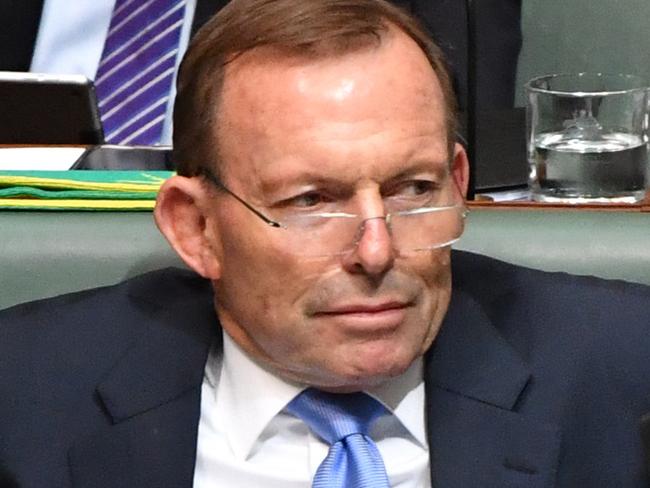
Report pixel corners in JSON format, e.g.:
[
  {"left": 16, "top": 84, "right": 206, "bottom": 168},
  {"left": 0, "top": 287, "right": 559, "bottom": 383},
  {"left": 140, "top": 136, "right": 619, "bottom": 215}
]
[{"left": 0, "top": 71, "right": 104, "bottom": 145}]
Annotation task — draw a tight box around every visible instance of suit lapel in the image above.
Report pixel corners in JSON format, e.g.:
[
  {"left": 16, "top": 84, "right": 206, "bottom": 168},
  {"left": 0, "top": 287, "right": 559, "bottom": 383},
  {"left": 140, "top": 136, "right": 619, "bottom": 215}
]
[
  {"left": 68, "top": 272, "right": 219, "bottom": 488},
  {"left": 424, "top": 282, "right": 561, "bottom": 487},
  {"left": 68, "top": 387, "right": 203, "bottom": 488}
]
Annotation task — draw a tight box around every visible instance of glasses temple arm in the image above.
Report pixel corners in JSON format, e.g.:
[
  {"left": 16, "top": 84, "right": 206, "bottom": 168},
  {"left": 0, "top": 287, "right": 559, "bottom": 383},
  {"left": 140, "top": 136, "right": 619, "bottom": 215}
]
[{"left": 199, "top": 169, "right": 282, "bottom": 228}]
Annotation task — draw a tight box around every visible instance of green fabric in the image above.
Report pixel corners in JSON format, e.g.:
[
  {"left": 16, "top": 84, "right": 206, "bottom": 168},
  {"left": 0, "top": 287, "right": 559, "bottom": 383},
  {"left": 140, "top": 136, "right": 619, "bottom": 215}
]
[
  {"left": 0, "top": 170, "right": 173, "bottom": 210},
  {"left": 0, "top": 186, "right": 159, "bottom": 200}
]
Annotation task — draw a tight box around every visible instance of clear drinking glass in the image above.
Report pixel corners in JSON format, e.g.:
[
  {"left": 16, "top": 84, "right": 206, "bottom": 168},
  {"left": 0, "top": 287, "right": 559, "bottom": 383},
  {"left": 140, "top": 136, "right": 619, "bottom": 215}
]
[{"left": 526, "top": 73, "right": 648, "bottom": 203}]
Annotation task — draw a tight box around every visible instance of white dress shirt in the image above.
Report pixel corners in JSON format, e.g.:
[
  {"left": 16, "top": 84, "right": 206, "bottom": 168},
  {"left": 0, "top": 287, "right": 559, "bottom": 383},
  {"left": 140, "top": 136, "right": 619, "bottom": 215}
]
[
  {"left": 30, "top": 0, "right": 198, "bottom": 145},
  {"left": 193, "top": 332, "right": 431, "bottom": 487}
]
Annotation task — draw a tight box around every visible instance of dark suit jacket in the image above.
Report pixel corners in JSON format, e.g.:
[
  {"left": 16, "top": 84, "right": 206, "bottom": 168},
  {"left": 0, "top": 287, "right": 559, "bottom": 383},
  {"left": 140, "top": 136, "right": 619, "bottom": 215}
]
[
  {"left": 0, "top": 0, "right": 521, "bottom": 111},
  {"left": 1, "top": 251, "right": 649, "bottom": 487}
]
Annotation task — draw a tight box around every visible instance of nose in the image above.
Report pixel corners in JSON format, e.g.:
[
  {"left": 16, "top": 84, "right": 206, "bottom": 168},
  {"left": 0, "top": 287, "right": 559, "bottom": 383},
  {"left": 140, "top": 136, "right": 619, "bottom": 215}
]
[{"left": 342, "top": 216, "right": 395, "bottom": 277}]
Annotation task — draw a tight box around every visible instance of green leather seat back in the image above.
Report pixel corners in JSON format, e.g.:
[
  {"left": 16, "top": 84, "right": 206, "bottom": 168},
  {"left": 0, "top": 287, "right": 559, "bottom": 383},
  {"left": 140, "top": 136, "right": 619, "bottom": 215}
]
[
  {"left": 1, "top": 209, "right": 649, "bottom": 310},
  {"left": 457, "top": 209, "right": 650, "bottom": 285}
]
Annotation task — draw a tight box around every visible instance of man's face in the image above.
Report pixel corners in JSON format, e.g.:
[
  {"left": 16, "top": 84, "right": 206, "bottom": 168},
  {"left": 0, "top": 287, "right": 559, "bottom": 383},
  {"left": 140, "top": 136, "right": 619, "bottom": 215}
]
[{"left": 203, "top": 29, "right": 468, "bottom": 391}]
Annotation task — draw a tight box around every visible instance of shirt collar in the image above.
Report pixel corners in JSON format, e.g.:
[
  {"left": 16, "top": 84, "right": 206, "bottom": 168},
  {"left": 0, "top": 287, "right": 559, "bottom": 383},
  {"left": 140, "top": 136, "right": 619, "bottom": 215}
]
[
  {"left": 206, "top": 331, "right": 426, "bottom": 460},
  {"left": 368, "top": 356, "right": 427, "bottom": 448},
  {"left": 207, "top": 332, "right": 303, "bottom": 460}
]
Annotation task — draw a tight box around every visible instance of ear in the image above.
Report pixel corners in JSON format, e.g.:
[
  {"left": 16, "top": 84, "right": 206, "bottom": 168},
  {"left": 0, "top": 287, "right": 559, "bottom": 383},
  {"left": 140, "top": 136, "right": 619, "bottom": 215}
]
[
  {"left": 154, "top": 175, "right": 222, "bottom": 280},
  {"left": 451, "top": 142, "right": 470, "bottom": 198}
]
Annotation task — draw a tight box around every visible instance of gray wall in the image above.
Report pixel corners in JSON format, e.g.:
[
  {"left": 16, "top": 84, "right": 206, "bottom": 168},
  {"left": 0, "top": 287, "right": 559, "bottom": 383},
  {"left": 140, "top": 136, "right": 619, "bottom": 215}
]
[{"left": 515, "top": 1, "right": 650, "bottom": 106}]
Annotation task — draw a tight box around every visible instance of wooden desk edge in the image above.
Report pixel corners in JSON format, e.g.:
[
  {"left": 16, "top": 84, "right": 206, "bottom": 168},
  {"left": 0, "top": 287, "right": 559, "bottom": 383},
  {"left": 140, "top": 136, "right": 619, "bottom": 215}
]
[{"left": 467, "top": 195, "right": 650, "bottom": 212}]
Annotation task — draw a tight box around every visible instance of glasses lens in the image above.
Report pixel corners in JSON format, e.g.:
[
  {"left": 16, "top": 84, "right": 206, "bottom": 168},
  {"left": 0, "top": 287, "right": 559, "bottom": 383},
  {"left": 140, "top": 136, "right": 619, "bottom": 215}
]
[
  {"left": 280, "top": 205, "right": 466, "bottom": 257},
  {"left": 282, "top": 213, "right": 360, "bottom": 257},
  {"left": 390, "top": 205, "right": 466, "bottom": 253}
]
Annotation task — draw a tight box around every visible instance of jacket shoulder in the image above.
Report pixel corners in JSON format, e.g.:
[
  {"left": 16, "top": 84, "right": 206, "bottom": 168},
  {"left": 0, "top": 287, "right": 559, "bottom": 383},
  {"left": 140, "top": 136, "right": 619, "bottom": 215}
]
[
  {"left": 0, "top": 267, "right": 214, "bottom": 385},
  {"left": 451, "top": 250, "right": 650, "bottom": 402}
]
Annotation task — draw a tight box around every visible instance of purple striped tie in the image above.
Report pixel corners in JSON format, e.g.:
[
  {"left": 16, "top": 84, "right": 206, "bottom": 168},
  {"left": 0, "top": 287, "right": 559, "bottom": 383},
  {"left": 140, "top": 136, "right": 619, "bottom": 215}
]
[{"left": 95, "top": 0, "right": 186, "bottom": 145}]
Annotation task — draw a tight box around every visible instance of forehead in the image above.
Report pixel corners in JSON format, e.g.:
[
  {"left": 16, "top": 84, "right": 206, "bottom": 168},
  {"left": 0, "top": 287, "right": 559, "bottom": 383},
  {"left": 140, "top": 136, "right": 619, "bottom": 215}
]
[{"left": 215, "top": 28, "right": 447, "bottom": 186}]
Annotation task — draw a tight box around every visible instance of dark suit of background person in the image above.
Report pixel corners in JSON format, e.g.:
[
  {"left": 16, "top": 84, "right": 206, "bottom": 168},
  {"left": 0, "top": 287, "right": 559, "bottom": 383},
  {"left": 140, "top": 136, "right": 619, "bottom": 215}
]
[
  {"left": 0, "top": 252, "right": 649, "bottom": 487},
  {"left": 0, "top": 0, "right": 522, "bottom": 113}
]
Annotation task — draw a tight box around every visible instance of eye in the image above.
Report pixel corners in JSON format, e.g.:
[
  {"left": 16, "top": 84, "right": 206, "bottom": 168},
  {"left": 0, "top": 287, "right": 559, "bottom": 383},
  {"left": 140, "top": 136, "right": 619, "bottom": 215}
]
[
  {"left": 383, "top": 179, "right": 444, "bottom": 211},
  {"left": 392, "top": 179, "right": 441, "bottom": 198},
  {"left": 284, "top": 191, "right": 333, "bottom": 209},
  {"left": 410, "top": 180, "right": 437, "bottom": 195}
]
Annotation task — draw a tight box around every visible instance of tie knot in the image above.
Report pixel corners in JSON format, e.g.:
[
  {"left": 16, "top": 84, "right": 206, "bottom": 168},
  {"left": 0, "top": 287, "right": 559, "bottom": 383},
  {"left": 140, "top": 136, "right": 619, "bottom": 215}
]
[{"left": 286, "top": 388, "right": 387, "bottom": 445}]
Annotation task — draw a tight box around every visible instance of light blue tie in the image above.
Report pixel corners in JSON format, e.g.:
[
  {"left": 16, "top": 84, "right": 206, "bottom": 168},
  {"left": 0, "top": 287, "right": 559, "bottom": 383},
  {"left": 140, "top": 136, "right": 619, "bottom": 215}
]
[{"left": 286, "top": 388, "right": 391, "bottom": 488}]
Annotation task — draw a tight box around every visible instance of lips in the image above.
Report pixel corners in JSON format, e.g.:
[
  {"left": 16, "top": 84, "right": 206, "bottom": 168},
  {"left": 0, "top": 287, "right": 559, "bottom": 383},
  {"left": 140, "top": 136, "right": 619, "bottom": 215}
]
[
  {"left": 317, "top": 301, "right": 409, "bottom": 315},
  {"left": 312, "top": 300, "right": 411, "bottom": 331}
]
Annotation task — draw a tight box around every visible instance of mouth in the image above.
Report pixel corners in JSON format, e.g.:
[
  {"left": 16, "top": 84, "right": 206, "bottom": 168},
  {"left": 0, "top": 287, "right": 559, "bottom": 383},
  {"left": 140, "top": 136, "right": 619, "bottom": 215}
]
[{"left": 312, "top": 301, "right": 411, "bottom": 332}]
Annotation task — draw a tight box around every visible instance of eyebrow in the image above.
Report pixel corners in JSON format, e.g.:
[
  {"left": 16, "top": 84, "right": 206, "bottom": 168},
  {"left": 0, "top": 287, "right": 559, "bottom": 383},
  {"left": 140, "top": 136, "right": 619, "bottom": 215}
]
[
  {"left": 256, "top": 156, "right": 451, "bottom": 199},
  {"left": 384, "top": 159, "right": 450, "bottom": 181},
  {"left": 259, "top": 174, "right": 348, "bottom": 196}
]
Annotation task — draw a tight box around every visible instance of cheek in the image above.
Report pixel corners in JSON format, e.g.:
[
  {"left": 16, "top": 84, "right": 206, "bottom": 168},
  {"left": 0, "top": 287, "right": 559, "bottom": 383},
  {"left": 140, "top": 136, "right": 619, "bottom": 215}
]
[
  {"left": 419, "top": 248, "right": 452, "bottom": 300},
  {"left": 405, "top": 249, "right": 452, "bottom": 348},
  {"left": 214, "top": 222, "right": 326, "bottom": 330}
]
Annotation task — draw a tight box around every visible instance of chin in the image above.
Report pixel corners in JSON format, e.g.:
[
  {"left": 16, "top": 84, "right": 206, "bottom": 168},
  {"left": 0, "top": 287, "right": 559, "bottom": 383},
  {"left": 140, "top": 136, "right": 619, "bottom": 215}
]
[
  {"left": 321, "top": 369, "right": 407, "bottom": 393},
  {"left": 322, "top": 346, "right": 419, "bottom": 392}
]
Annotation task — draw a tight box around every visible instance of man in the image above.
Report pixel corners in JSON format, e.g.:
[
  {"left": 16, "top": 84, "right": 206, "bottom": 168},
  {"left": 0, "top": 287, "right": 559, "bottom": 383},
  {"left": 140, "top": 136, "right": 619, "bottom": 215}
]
[{"left": 1, "top": 1, "right": 649, "bottom": 487}]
